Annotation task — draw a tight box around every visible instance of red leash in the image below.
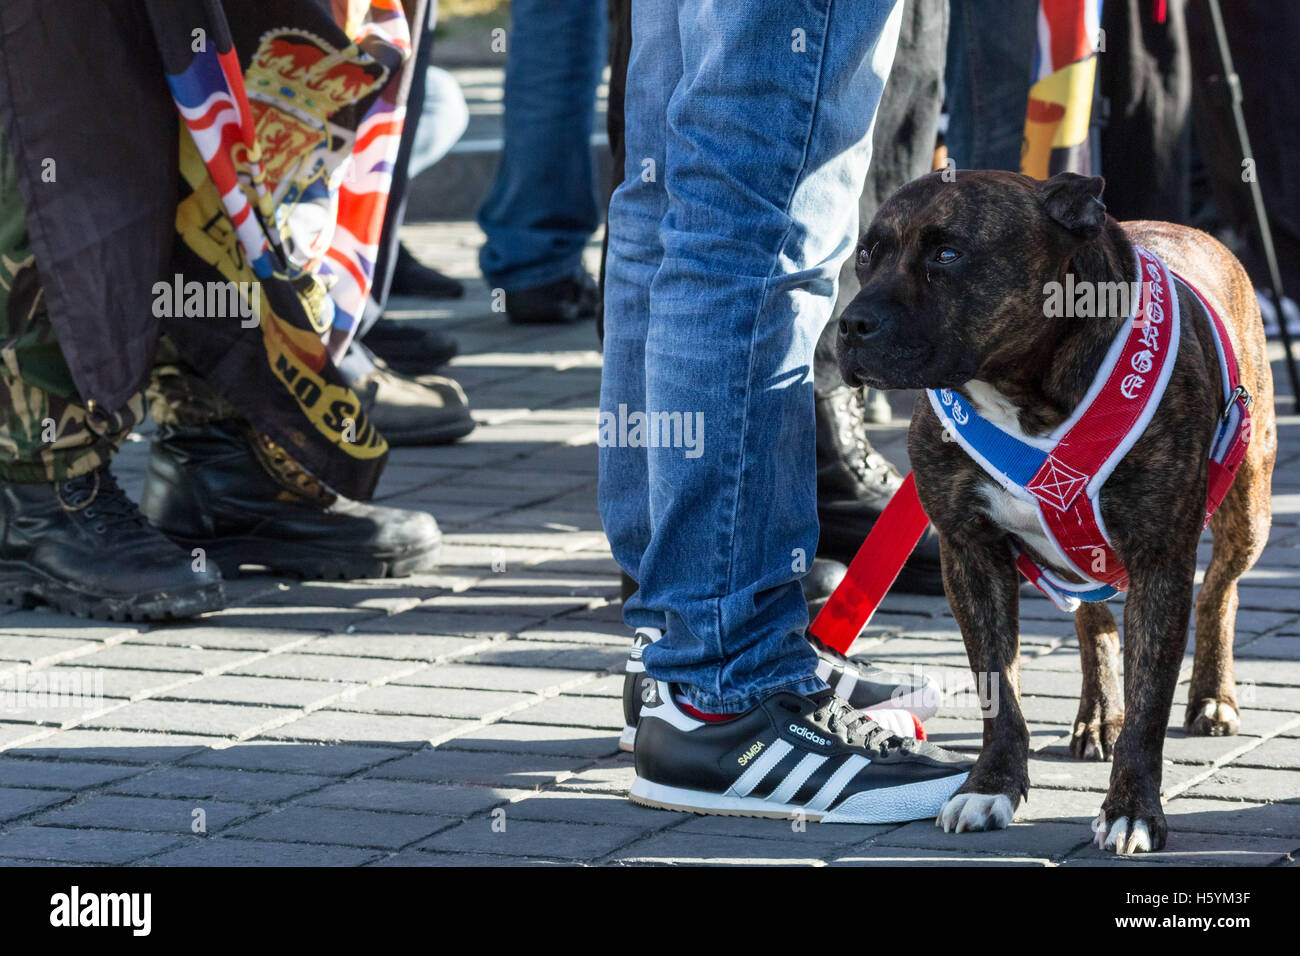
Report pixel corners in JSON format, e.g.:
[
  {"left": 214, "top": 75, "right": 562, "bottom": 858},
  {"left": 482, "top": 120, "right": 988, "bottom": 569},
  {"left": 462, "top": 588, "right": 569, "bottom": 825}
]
[{"left": 808, "top": 471, "right": 930, "bottom": 654}]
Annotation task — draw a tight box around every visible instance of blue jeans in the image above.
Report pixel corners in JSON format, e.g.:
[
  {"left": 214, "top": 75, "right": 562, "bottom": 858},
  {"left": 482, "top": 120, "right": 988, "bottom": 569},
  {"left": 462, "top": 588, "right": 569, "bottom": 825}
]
[
  {"left": 476, "top": 0, "right": 607, "bottom": 291},
  {"left": 598, "top": 0, "right": 903, "bottom": 712},
  {"left": 943, "top": 0, "right": 1036, "bottom": 171}
]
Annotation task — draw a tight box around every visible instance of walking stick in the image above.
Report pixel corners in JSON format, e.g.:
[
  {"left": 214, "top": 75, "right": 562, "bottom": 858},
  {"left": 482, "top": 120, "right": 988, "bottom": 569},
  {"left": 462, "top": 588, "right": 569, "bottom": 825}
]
[{"left": 1204, "top": 0, "right": 1300, "bottom": 407}]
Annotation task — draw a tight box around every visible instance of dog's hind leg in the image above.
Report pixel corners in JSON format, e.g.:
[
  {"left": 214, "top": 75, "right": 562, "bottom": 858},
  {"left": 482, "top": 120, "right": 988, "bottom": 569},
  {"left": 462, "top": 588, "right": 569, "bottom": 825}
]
[
  {"left": 1070, "top": 602, "right": 1124, "bottom": 760},
  {"left": 1188, "top": 459, "right": 1271, "bottom": 736}
]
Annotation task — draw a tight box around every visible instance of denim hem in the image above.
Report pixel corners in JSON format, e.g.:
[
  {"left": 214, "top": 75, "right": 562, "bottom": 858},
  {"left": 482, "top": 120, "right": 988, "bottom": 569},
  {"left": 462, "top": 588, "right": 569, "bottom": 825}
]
[{"left": 679, "top": 675, "right": 829, "bottom": 715}]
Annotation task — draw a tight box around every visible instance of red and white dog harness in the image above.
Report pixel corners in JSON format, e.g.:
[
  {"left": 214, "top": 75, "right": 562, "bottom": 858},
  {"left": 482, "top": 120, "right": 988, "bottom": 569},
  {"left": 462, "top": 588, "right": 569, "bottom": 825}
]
[{"left": 926, "top": 243, "right": 1253, "bottom": 611}]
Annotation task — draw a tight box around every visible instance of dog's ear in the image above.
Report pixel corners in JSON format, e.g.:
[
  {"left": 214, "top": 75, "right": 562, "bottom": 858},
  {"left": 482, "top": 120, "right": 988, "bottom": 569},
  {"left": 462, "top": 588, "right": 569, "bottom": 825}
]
[{"left": 1036, "top": 173, "right": 1107, "bottom": 239}]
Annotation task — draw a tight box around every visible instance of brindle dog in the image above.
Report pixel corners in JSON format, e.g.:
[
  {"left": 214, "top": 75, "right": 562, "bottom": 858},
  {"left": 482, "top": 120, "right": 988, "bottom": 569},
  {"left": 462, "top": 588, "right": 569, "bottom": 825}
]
[{"left": 836, "top": 170, "right": 1276, "bottom": 854}]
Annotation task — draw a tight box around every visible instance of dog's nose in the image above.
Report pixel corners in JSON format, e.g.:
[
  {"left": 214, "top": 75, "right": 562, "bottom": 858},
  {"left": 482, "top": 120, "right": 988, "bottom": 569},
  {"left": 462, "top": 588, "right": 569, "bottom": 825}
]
[{"left": 838, "top": 311, "right": 879, "bottom": 341}]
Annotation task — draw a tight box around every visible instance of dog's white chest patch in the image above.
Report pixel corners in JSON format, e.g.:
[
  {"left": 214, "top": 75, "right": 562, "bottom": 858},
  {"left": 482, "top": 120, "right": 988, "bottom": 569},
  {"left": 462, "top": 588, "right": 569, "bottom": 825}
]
[{"left": 963, "top": 381, "right": 1070, "bottom": 572}]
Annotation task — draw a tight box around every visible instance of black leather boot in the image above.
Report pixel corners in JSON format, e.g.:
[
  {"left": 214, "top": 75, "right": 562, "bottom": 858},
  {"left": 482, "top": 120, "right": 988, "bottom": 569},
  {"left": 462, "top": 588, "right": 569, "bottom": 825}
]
[
  {"left": 139, "top": 421, "right": 441, "bottom": 579},
  {"left": 0, "top": 466, "right": 226, "bottom": 621},
  {"left": 816, "top": 385, "right": 944, "bottom": 595}
]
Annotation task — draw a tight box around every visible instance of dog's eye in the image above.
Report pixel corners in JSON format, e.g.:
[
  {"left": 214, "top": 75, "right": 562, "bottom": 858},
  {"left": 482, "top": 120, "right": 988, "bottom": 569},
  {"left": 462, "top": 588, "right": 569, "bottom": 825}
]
[
  {"left": 931, "top": 246, "right": 962, "bottom": 265},
  {"left": 856, "top": 246, "right": 871, "bottom": 267}
]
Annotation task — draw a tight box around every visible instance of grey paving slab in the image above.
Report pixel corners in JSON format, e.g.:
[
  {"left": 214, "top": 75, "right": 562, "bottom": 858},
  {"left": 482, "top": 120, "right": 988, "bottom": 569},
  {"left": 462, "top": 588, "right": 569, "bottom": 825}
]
[
  {"left": 1183, "top": 766, "right": 1300, "bottom": 803},
  {"left": 145, "top": 837, "right": 384, "bottom": 866},
  {"left": 610, "top": 832, "right": 828, "bottom": 866},
  {"left": 418, "top": 818, "right": 643, "bottom": 861},
  {"left": 0, "top": 826, "right": 183, "bottom": 864},
  {"left": 506, "top": 693, "right": 623, "bottom": 731},
  {"left": 182, "top": 742, "right": 408, "bottom": 776},
  {"left": 1162, "top": 797, "right": 1300, "bottom": 838},
  {"left": 81, "top": 700, "right": 297, "bottom": 737},
  {"left": 0, "top": 758, "right": 140, "bottom": 792},
  {"left": 257, "top": 710, "right": 474, "bottom": 747},
  {"left": 228, "top": 805, "right": 459, "bottom": 849},
  {"left": 439, "top": 721, "right": 621, "bottom": 759},
  {"left": 873, "top": 820, "right": 1094, "bottom": 860},
  {"left": 0, "top": 786, "right": 73, "bottom": 823},
  {"left": 328, "top": 684, "right": 533, "bottom": 719},
  {"left": 132, "top": 624, "right": 318, "bottom": 651},
  {"left": 35, "top": 794, "right": 255, "bottom": 834},
  {"left": 830, "top": 847, "right": 1053, "bottom": 865},
  {"left": 299, "top": 780, "right": 520, "bottom": 817},
  {"left": 390, "top": 662, "right": 597, "bottom": 692},
  {"left": 157, "top": 675, "right": 346, "bottom": 709},
  {"left": 6, "top": 730, "right": 220, "bottom": 763},
  {"left": 469, "top": 639, "right": 625, "bottom": 671},
  {"left": 106, "top": 766, "right": 334, "bottom": 804},
  {"left": 228, "top": 653, "right": 418, "bottom": 683},
  {"left": 1062, "top": 830, "right": 1298, "bottom": 866},
  {"left": 369, "top": 748, "right": 581, "bottom": 790}
]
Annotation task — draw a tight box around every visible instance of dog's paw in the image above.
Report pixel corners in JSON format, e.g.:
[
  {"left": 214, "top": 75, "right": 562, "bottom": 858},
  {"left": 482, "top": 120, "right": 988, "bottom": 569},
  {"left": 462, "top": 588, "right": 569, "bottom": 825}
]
[
  {"left": 1185, "top": 698, "right": 1239, "bottom": 737},
  {"left": 1091, "top": 805, "right": 1167, "bottom": 854},
  {"left": 1069, "top": 716, "right": 1122, "bottom": 761},
  {"left": 936, "top": 792, "right": 1016, "bottom": 834}
]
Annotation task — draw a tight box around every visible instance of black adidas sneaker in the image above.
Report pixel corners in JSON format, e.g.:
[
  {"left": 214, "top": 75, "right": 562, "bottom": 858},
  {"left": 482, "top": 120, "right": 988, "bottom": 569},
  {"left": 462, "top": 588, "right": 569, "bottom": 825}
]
[
  {"left": 629, "top": 680, "right": 970, "bottom": 823},
  {"left": 619, "top": 628, "right": 940, "bottom": 752}
]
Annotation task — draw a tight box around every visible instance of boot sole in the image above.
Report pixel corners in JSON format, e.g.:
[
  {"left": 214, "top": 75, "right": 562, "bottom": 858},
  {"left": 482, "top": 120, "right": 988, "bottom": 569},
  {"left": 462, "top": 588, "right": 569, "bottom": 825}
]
[
  {"left": 0, "top": 564, "right": 226, "bottom": 623},
  {"left": 166, "top": 535, "right": 441, "bottom": 580}
]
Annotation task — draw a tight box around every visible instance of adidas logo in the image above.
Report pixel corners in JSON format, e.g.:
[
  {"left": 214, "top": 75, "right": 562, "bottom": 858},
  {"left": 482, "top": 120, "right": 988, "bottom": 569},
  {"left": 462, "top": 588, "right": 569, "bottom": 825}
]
[
  {"left": 737, "top": 741, "right": 764, "bottom": 766},
  {"left": 788, "top": 723, "right": 830, "bottom": 747}
]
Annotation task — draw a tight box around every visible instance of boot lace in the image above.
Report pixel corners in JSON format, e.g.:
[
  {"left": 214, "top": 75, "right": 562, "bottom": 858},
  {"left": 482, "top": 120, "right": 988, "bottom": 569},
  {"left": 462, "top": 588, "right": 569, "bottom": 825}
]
[{"left": 831, "top": 388, "right": 901, "bottom": 490}]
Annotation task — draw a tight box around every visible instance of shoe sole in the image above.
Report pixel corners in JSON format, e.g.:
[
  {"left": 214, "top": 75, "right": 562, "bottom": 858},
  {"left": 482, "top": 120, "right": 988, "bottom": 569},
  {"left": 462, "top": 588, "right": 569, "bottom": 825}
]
[
  {"left": 629, "top": 772, "right": 968, "bottom": 824},
  {"left": 0, "top": 565, "right": 226, "bottom": 623},
  {"left": 163, "top": 535, "right": 441, "bottom": 580}
]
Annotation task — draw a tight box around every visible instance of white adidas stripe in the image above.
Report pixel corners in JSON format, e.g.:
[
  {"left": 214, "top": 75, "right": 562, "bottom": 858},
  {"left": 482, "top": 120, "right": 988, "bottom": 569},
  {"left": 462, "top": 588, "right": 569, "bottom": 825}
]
[
  {"left": 815, "top": 659, "right": 834, "bottom": 682},
  {"left": 803, "top": 754, "right": 870, "bottom": 813},
  {"left": 767, "top": 753, "right": 826, "bottom": 805},
  {"left": 729, "top": 739, "right": 793, "bottom": 797}
]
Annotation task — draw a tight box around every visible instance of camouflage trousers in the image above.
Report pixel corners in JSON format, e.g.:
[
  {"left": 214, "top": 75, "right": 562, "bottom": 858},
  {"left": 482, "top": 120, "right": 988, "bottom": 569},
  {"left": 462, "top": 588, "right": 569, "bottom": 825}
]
[{"left": 0, "top": 130, "right": 239, "bottom": 484}]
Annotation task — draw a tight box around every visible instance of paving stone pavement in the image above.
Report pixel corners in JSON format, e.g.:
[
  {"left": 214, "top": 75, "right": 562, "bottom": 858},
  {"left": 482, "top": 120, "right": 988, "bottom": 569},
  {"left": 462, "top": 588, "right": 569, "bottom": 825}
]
[{"left": 2, "top": 218, "right": 1299, "bottom": 866}]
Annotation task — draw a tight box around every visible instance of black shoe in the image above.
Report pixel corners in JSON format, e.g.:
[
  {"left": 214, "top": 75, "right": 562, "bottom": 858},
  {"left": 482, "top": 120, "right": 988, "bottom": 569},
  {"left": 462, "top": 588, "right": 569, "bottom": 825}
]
[
  {"left": 390, "top": 244, "right": 464, "bottom": 299},
  {"left": 139, "top": 421, "right": 442, "bottom": 579},
  {"left": 505, "top": 270, "right": 599, "bottom": 325},
  {"left": 816, "top": 384, "right": 944, "bottom": 595},
  {"left": 356, "top": 351, "right": 476, "bottom": 447},
  {"left": 619, "top": 628, "right": 940, "bottom": 752},
  {"left": 364, "top": 318, "right": 459, "bottom": 374},
  {"left": 0, "top": 466, "right": 225, "bottom": 621},
  {"left": 629, "top": 681, "right": 970, "bottom": 822}
]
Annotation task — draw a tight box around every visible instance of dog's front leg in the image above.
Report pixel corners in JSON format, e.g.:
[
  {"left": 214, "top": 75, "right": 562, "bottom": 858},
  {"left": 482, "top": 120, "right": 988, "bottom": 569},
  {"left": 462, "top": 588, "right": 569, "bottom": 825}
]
[
  {"left": 935, "top": 532, "right": 1028, "bottom": 833},
  {"left": 1093, "top": 556, "right": 1197, "bottom": 854}
]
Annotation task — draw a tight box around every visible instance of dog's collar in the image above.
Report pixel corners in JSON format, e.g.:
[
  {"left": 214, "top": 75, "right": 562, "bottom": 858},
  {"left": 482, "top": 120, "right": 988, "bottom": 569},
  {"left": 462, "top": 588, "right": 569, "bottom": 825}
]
[{"left": 927, "top": 244, "right": 1252, "bottom": 612}]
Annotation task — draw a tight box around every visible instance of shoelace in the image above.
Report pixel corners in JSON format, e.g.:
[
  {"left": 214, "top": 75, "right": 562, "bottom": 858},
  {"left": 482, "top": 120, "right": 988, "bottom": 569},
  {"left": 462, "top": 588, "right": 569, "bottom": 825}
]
[
  {"left": 58, "top": 469, "right": 152, "bottom": 533},
  {"left": 811, "top": 693, "right": 903, "bottom": 754}
]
